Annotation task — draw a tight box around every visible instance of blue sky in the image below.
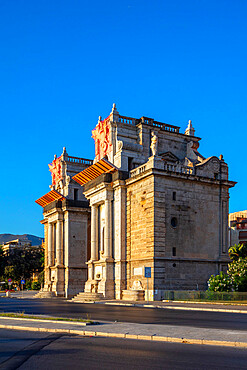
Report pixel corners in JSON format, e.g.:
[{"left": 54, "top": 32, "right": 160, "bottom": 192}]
[{"left": 0, "top": 0, "right": 246, "bottom": 237}]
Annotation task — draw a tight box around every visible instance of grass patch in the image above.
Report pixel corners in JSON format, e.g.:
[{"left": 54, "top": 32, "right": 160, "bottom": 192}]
[{"left": 0, "top": 312, "right": 95, "bottom": 324}]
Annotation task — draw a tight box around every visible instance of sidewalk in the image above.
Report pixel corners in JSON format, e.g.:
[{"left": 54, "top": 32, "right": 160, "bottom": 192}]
[
  {"left": 1, "top": 316, "right": 247, "bottom": 348},
  {"left": 100, "top": 300, "right": 247, "bottom": 314}
]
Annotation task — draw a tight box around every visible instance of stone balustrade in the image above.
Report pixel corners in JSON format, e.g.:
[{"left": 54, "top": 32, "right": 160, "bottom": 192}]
[
  {"left": 130, "top": 162, "right": 195, "bottom": 178},
  {"left": 130, "top": 164, "right": 147, "bottom": 178},
  {"left": 164, "top": 163, "right": 195, "bottom": 175},
  {"left": 118, "top": 116, "right": 136, "bottom": 125},
  {"left": 67, "top": 156, "right": 93, "bottom": 165},
  {"left": 117, "top": 115, "right": 180, "bottom": 133}
]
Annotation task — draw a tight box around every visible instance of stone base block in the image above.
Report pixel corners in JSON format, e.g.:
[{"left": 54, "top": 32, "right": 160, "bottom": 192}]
[
  {"left": 121, "top": 289, "right": 145, "bottom": 301},
  {"left": 85, "top": 279, "right": 115, "bottom": 299},
  {"left": 98, "top": 279, "right": 115, "bottom": 299}
]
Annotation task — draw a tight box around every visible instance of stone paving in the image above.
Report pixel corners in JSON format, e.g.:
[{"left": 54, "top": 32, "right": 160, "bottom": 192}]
[{"left": 1, "top": 316, "right": 247, "bottom": 347}]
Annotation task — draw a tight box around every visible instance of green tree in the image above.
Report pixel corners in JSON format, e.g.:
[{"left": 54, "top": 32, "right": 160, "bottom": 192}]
[
  {"left": 208, "top": 243, "right": 247, "bottom": 292},
  {"left": 0, "top": 245, "right": 5, "bottom": 278},
  {"left": 3, "top": 246, "right": 44, "bottom": 285},
  {"left": 31, "top": 281, "right": 41, "bottom": 290},
  {"left": 4, "top": 266, "right": 15, "bottom": 280}
]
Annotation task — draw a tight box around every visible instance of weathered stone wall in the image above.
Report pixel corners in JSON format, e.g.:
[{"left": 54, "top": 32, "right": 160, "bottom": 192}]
[
  {"left": 63, "top": 209, "right": 89, "bottom": 297},
  {"left": 152, "top": 173, "right": 230, "bottom": 297},
  {"left": 64, "top": 266, "right": 87, "bottom": 298},
  {"left": 113, "top": 184, "right": 127, "bottom": 299},
  {"left": 155, "top": 131, "right": 189, "bottom": 160},
  {"left": 156, "top": 260, "right": 219, "bottom": 295},
  {"left": 125, "top": 167, "right": 231, "bottom": 300},
  {"left": 155, "top": 177, "right": 217, "bottom": 259}
]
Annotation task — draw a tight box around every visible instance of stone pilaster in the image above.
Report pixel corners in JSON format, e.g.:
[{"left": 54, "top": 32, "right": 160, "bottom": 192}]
[
  {"left": 91, "top": 205, "right": 98, "bottom": 261},
  {"left": 56, "top": 219, "right": 63, "bottom": 265},
  {"left": 104, "top": 199, "right": 112, "bottom": 259},
  {"left": 48, "top": 222, "right": 53, "bottom": 267}
]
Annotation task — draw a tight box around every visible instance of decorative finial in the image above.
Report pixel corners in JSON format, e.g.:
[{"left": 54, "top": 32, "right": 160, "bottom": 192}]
[
  {"left": 111, "top": 103, "right": 117, "bottom": 113},
  {"left": 98, "top": 116, "right": 102, "bottom": 123},
  {"left": 219, "top": 154, "right": 224, "bottom": 161},
  {"left": 185, "top": 120, "right": 195, "bottom": 136},
  {"left": 63, "top": 147, "right": 67, "bottom": 154},
  {"left": 110, "top": 103, "right": 119, "bottom": 118}
]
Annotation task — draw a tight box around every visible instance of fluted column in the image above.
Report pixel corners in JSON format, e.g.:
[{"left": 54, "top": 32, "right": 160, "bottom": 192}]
[
  {"left": 48, "top": 222, "right": 53, "bottom": 266},
  {"left": 91, "top": 205, "right": 97, "bottom": 261},
  {"left": 56, "top": 220, "right": 63, "bottom": 265},
  {"left": 104, "top": 199, "right": 112, "bottom": 258}
]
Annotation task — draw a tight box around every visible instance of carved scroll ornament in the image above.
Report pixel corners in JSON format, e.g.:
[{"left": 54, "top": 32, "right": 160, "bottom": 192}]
[
  {"left": 92, "top": 117, "right": 112, "bottom": 161},
  {"left": 48, "top": 155, "right": 62, "bottom": 186}
]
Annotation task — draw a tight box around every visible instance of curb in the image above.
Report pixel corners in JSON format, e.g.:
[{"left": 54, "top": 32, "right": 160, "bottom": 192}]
[
  {"left": 163, "top": 300, "right": 247, "bottom": 307},
  {"left": 0, "top": 324, "right": 246, "bottom": 348},
  {"left": 104, "top": 302, "right": 247, "bottom": 314},
  {"left": 0, "top": 316, "right": 90, "bottom": 326},
  {"left": 159, "top": 305, "right": 247, "bottom": 314}
]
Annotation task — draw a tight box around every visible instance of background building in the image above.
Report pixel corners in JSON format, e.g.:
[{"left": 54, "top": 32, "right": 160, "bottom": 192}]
[
  {"left": 229, "top": 211, "right": 247, "bottom": 246},
  {"left": 2, "top": 238, "right": 31, "bottom": 254}
]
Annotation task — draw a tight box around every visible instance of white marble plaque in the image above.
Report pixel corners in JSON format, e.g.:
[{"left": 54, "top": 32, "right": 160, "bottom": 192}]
[{"left": 133, "top": 267, "right": 143, "bottom": 276}]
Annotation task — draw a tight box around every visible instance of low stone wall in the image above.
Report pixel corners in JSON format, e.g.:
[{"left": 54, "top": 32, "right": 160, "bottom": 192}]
[{"left": 162, "top": 290, "right": 247, "bottom": 301}]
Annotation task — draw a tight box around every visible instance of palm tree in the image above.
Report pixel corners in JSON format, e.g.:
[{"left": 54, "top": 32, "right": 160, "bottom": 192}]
[{"left": 229, "top": 243, "right": 247, "bottom": 261}]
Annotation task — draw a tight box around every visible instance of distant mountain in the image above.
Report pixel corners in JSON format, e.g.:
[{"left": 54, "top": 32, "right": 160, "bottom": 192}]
[{"left": 0, "top": 234, "right": 44, "bottom": 246}]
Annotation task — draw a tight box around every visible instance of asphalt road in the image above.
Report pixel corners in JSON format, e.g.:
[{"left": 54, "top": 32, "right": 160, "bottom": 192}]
[
  {"left": 1, "top": 329, "right": 247, "bottom": 370},
  {"left": 1, "top": 298, "right": 247, "bottom": 331}
]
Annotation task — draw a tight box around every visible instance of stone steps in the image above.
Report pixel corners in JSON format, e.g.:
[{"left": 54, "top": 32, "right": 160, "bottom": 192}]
[
  {"left": 71, "top": 292, "right": 104, "bottom": 302},
  {"left": 34, "top": 291, "right": 56, "bottom": 299}
]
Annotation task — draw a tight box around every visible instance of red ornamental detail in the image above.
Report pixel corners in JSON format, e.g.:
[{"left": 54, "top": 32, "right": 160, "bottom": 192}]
[
  {"left": 92, "top": 116, "right": 112, "bottom": 161},
  {"left": 48, "top": 155, "right": 62, "bottom": 186}
]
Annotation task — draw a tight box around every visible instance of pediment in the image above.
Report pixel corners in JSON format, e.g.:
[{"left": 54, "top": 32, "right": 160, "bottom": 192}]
[{"left": 160, "top": 152, "right": 179, "bottom": 163}]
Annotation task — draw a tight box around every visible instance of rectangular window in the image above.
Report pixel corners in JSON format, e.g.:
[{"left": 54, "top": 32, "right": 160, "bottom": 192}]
[
  {"left": 172, "top": 247, "right": 176, "bottom": 256},
  {"left": 239, "top": 231, "right": 247, "bottom": 240},
  {"left": 172, "top": 191, "right": 176, "bottom": 201},
  {"left": 128, "top": 157, "right": 133, "bottom": 172},
  {"left": 74, "top": 189, "right": 78, "bottom": 201}
]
